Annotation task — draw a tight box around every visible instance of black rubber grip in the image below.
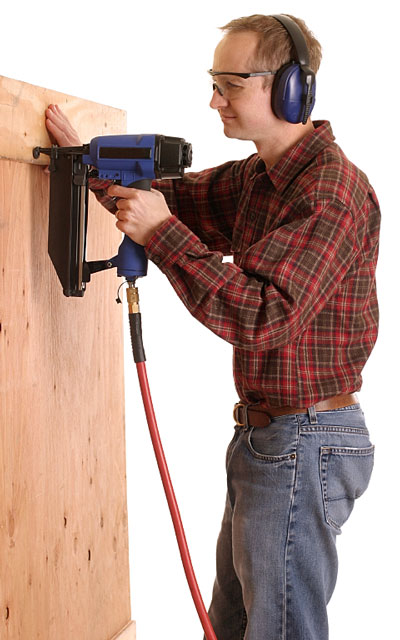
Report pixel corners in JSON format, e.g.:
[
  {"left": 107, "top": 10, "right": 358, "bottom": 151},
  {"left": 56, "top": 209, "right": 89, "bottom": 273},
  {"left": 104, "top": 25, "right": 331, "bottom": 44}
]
[{"left": 129, "top": 313, "right": 146, "bottom": 363}]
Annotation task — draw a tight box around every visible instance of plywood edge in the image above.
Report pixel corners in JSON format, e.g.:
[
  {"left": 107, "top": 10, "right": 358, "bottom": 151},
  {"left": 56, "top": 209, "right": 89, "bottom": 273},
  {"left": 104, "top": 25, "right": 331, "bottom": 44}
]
[
  {"left": 110, "top": 620, "right": 136, "bottom": 640},
  {"left": 0, "top": 74, "right": 127, "bottom": 164}
]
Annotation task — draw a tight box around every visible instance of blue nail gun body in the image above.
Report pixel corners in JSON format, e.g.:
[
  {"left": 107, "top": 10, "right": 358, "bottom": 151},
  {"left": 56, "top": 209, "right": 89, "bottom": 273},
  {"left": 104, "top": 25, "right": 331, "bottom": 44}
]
[{"left": 33, "top": 134, "right": 192, "bottom": 296}]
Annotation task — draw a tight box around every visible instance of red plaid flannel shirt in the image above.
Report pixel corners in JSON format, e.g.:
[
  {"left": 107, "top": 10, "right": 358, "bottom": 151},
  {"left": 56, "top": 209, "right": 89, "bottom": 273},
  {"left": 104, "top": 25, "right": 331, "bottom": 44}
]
[{"left": 90, "top": 121, "right": 380, "bottom": 408}]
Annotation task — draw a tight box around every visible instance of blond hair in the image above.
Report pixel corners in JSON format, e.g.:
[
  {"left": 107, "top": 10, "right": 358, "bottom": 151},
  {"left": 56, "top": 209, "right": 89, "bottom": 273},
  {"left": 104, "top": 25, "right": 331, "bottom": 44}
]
[{"left": 220, "top": 14, "right": 322, "bottom": 85}]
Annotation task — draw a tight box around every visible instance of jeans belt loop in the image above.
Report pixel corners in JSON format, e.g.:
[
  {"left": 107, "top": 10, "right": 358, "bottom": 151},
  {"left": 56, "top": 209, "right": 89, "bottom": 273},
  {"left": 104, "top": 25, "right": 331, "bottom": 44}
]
[{"left": 307, "top": 405, "right": 318, "bottom": 424}]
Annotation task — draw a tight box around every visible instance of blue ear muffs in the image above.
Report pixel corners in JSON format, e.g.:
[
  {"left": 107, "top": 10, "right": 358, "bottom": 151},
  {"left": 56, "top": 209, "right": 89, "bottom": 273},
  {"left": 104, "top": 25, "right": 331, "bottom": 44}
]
[
  {"left": 271, "top": 61, "right": 316, "bottom": 124},
  {"left": 270, "top": 15, "right": 317, "bottom": 124}
]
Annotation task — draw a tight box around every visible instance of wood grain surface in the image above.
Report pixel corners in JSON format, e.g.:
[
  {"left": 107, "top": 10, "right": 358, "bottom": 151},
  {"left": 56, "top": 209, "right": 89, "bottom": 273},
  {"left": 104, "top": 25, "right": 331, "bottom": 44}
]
[
  {"left": 0, "top": 75, "right": 135, "bottom": 639},
  {"left": 0, "top": 74, "right": 126, "bottom": 164}
]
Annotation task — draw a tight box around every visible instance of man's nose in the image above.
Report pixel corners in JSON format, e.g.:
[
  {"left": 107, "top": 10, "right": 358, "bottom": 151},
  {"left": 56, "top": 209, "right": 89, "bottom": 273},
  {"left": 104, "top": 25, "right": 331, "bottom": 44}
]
[{"left": 209, "top": 89, "right": 229, "bottom": 110}]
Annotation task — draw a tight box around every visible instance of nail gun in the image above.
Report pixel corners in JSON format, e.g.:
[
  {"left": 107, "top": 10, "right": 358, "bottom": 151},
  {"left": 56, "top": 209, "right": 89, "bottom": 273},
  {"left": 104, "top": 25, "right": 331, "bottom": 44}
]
[{"left": 33, "top": 134, "right": 192, "bottom": 296}]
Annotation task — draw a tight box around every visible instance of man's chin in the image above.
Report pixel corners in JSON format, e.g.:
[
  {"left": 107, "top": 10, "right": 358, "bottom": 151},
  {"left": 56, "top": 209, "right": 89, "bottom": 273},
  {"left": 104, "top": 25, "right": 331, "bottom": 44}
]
[
  {"left": 223, "top": 124, "right": 249, "bottom": 141},
  {"left": 223, "top": 128, "right": 236, "bottom": 139}
]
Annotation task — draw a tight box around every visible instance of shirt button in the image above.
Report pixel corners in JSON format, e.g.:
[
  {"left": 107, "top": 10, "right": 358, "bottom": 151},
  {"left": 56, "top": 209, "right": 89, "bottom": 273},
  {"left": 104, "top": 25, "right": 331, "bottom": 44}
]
[
  {"left": 153, "top": 255, "right": 161, "bottom": 264},
  {"left": 250, "top": 212, "right": 256, "bottom": 221}
]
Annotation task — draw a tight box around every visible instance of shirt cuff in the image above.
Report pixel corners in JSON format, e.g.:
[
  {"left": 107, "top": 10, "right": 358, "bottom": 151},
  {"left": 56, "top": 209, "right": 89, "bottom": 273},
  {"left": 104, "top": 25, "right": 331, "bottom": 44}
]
[{"left": 145, "top": 215, "right": 201, "bottom": 269}]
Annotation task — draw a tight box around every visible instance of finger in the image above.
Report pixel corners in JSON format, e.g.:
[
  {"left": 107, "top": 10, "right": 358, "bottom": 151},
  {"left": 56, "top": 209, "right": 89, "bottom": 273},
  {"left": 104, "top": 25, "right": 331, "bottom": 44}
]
[
  {"left": 115, "top": 207, "right": 130, "bottom": 220},
  {"left": 107, "top": 184, "right": 140, "bottom": 198},
  {"left": 45, "top": 122, "right": 58, "bottom": 146},
  {"left": 45, "top": 118, "right": 64, "bottom": 145},
  {"left": 115, "top": 218, "right": 131, "bottom": 233},
  {"left": 46, "top": 105, "right": 67, "bottom": 127},
  {"left": 45, "top": 105, "right": 81, "bottom": 145},
  {"left": 47, "top": 104, "right": 69, "bottom": 125},
  {"left": 115, "top": 198, "right": 134, "bottom": 211},
  {"left": 46, "top": 115, "right": 78, "bottom": 141},
  {"left": 45, "top": 119, "right": 70, "bottom": 147}
]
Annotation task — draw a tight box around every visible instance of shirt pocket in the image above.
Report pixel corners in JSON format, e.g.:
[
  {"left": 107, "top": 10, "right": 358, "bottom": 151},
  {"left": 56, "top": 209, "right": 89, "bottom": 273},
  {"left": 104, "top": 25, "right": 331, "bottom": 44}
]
[{"left": 319, "top": 444, "right": 375, "bottom": 533}]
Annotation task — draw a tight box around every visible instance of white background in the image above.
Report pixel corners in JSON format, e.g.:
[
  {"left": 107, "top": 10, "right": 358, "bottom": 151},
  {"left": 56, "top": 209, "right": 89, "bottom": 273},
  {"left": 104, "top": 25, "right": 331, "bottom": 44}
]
[{"left": 2, "top": 1, "right": 399, "bottom": 638}]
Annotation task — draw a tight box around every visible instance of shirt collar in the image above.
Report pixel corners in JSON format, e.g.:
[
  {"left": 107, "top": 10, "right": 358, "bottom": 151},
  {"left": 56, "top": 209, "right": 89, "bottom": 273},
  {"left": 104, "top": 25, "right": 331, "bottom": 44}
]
[{"left": 257, "top": 121, "right": 336, "bottom": 192}]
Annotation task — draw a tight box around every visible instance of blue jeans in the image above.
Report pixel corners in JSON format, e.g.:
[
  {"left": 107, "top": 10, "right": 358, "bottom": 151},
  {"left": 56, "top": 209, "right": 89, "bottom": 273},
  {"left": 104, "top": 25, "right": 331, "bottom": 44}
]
[{"left": 207, "top": 404, "right": 374, "bottom": 640}]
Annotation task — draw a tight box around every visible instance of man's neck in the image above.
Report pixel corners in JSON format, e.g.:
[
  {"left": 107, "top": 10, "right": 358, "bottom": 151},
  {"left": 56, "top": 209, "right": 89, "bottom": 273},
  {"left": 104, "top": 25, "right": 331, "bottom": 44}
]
[{"left": 255, "top": 119, "right": 315, "bottom": 169}]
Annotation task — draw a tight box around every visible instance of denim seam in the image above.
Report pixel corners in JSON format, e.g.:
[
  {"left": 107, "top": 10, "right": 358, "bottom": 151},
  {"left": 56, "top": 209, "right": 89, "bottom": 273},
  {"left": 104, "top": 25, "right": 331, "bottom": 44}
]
[
  {"left": 239, "top": 607, "right": 247, "bottom": 640},
  {"left": 300, "top": 426, "right": 368, "bottom": 435},
  {"left": 282, "top": 418, "right": 301, "bottom": 639},
  {"left": 319, "top": 449, "right": 341, "bottom": 533},
  {"left": 317, "top": 404, "right": 360, "bottom": 412},
  {"left": 321, "top": 445, "right": 375, "bottom": 456}
]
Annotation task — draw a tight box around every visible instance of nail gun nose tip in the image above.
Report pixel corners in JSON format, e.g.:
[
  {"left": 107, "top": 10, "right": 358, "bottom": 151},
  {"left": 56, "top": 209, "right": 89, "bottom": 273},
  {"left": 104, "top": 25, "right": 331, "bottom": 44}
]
[{"left": 33, "top": 147, "right": 41, "bottom": 159}]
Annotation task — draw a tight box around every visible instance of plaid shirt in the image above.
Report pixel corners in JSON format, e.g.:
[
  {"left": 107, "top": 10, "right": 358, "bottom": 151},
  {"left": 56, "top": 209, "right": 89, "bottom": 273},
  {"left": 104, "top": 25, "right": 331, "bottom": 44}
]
[{"left": 91, "top": 121, "right": 380, "bottom": 408}]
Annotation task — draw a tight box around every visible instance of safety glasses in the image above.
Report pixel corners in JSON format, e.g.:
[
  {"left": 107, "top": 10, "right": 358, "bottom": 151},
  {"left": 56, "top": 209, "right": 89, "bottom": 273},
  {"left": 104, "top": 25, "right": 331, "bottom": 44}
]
[{"left": 208, "top": 69, "right": 277, "bottom": 97}]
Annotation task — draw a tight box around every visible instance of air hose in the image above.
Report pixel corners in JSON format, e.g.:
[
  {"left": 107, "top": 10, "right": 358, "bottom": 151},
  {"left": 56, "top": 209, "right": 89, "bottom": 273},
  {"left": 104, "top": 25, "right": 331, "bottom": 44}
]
[{"left": 126, "top": 282, "right": 218, "bottom": 640}]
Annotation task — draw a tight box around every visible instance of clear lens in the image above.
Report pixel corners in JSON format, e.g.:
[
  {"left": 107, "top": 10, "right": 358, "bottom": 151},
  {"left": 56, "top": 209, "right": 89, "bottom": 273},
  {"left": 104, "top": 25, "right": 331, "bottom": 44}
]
[{"left": 211, "top": 76, "right": 245, "bottom": 98}]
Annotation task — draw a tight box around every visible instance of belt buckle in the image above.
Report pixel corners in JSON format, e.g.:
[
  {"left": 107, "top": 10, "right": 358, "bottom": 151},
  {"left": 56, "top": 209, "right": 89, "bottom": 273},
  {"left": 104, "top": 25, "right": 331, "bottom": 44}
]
[{"left": 233, "top": 402, "right": 249, "bottom": 428}]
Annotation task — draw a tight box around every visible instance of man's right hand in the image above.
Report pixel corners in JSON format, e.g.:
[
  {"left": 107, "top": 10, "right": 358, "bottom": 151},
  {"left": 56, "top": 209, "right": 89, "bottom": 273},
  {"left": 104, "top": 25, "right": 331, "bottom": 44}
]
[{"left": 45, "top": 104, "right": 82, "bottom": 147}]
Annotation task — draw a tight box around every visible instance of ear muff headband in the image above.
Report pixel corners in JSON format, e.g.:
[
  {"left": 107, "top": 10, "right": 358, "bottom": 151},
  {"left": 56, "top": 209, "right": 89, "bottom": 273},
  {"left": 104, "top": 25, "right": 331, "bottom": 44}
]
[
  {"left": 270, "top": 14, "right": 316, "bottom": 124},
  {"left": 272, "top": 14, "right": 310, "bottom": 66}
]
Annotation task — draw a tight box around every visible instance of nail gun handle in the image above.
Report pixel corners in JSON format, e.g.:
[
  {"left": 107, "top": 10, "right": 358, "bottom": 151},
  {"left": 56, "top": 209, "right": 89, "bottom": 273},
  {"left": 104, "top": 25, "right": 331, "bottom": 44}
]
[
  {"left": 115, "top": 179, "right": 151, "bottom": 279},
  {"left": 126, "top": 179, "right": 152, "bottom": 191}
]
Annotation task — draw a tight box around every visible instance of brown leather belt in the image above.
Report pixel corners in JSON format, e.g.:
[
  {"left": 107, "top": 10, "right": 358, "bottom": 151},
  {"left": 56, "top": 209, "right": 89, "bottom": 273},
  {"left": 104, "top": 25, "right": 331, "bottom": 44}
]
[{"left": 233, "top": 394, "right": 359, "bottom": 428}]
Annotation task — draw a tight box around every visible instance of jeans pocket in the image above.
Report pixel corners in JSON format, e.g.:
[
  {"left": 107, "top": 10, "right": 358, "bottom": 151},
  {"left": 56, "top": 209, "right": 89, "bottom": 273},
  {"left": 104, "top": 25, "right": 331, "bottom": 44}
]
[
  {"left": 247, "top": 423, "right": 298, "bottom": 462},
  {"left": 320, "top": 444, "right": 375, "bottom": 532}
]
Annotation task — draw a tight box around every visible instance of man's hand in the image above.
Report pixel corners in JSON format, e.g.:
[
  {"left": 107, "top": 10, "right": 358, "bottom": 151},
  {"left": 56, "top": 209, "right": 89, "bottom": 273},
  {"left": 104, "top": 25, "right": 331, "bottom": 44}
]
[
  {"left": 108, "top": 184, "right": 172, "bottom": 246},
  {"left": 45, "top": 104, "right": 82, "bottom": 147}
]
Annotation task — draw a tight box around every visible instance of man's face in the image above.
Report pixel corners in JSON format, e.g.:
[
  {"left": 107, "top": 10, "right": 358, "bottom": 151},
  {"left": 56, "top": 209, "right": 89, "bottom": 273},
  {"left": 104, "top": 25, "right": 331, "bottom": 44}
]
[{"left": 210, "top": 31, "right": 275, "bottom": 143}]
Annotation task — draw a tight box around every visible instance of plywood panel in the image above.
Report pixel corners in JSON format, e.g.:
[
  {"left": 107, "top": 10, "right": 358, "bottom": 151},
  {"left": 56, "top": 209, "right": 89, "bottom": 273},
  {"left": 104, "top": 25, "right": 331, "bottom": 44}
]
[
  {"left": 110, "top": 621, "right": 136, "bottom": 640},
  {"left": 0, "top": 77, "right": 134, "bottom": 639},
  {"left": 0, "top": 74, "right": 126, "bottom": 164}
]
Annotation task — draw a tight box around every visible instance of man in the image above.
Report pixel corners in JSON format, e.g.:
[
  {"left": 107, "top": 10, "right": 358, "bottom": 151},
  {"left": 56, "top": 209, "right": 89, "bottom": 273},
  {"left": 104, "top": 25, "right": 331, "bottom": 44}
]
[{"left": 45, "top": 14, "right": 380, "bottom": 640}]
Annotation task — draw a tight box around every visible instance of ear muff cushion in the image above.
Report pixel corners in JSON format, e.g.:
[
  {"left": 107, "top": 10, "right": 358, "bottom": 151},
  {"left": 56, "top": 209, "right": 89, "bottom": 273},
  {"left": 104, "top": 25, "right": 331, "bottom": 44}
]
[{"left": 271, "top": 62, "right": 316, "bottom": 123}]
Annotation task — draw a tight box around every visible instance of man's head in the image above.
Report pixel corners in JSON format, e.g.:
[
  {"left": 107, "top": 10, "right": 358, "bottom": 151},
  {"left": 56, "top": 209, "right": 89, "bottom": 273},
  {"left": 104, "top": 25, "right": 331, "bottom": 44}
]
[
  {"left": 209, "top": 14, "right": 322, "bottom": 161},
  {"left": 218, "top": 14, "right": 322, "bottom": 89}
]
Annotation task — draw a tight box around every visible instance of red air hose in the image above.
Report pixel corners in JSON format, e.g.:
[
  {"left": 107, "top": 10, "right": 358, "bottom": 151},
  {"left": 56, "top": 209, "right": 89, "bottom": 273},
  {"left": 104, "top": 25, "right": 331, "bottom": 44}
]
[
  {"left": 136, "top": 362, "right": 217, "bottom": 640},
  {"left": 127, "top": 283, "right": 217, "bottom": 640}
]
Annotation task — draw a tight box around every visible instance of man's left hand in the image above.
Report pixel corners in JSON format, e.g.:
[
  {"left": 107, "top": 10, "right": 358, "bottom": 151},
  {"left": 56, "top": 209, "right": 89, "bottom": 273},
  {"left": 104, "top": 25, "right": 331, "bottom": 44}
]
[{"left": 108, "top": 185, "right": 172, "bottom": 246}]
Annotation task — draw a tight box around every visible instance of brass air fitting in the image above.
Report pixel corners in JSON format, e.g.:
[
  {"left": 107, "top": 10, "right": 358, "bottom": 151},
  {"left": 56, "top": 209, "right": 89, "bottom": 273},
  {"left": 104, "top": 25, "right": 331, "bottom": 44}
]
[{"left": 126, "top": 282, "right": 140, "bottom": 314}]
